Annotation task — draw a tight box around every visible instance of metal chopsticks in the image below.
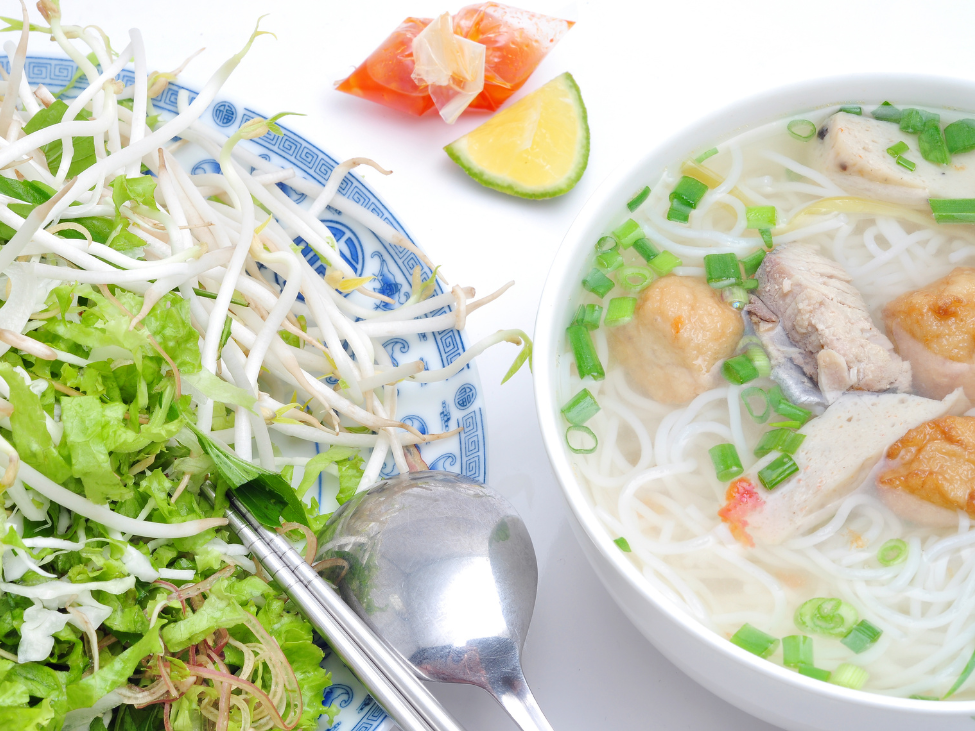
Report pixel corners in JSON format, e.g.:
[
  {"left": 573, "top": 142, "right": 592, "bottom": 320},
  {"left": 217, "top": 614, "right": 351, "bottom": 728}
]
[{"left": 201, "top": 485, "right": 465, "bottom": 731}]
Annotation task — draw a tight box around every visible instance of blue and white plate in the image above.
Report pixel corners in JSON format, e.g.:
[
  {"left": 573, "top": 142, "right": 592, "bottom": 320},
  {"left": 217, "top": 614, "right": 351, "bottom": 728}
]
[{"left": 14, "top": 54, "right": 490, "bottom": 731}]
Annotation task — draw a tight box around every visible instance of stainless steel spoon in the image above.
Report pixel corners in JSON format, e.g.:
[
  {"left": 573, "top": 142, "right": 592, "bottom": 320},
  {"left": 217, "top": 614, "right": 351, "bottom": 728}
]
[{"left": 316, "top": 470, "right": 554, "bottom": 731}]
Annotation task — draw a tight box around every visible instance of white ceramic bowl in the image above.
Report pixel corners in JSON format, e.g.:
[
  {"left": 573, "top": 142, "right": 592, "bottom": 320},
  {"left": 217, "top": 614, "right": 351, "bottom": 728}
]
[{"left": 534, "top": 75, "right": 975, "bottom": 731}]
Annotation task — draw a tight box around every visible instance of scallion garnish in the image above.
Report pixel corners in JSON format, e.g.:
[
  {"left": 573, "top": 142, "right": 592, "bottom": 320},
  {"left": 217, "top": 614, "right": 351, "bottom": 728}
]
[
  {"left": 695, "top": 147, "right": 718, "bottom": 163},
  {"left": 919, "top": 123, "right": 951, "bottom": 165},
  {"left": 886, "top": 140, "right": 909, "bottom": 158},
  {"left": 745, "top": 347, "right": 771, "bottom": 377},
  {"left": 614, "top": 536, "right": 632, "bottom": 552},
  {"left": 745, "top": 206, "right": 777, "bottom": 229},
  {"left": 759, "top": 228, "right": 773, "bottom": 248},
  {"left": 632, "top": 237, "right": 659, "bottom": 262},
  {"left": 670, "top": 175, "right": 709, "bottom": 208},
  {"left": 945, "top": 119, "right": 975, "bottom": 155},
  {"left": 758, "top": 453, "right": 798, "bottom": 490},
  {"left": 795, "top": 598, "right": 859, "bottom": 638},
  {"left": 618, "top": 266, "right": 654, "bottom": 293},
  {"left": 566, "top": 325, "right": 605, "bottom": 381},
  {"left": 872, "top": 101, "right": 902, "bottom": 123},
  {"left": 571, "top": 303, "right": 602, "bottom": 330},
  {"left": 896, "top": 156, "right": 916, "bottom": 171},
  {"left": 782, "top": 635, "right": 813, "bottom": 668},
  {"left": 841, "top": 620, "right": 883, "bottom": 654},
  {"left": 929, "top": 198, "right": 975, "bottom": 223},
  {"left": 768, "top": 420, "right": 802, "bottom": 430},
  {"left": 830, "top": 663, "right": 868, "bottom": 690},
  {"left": 704, "top": 253, "right": 742, "bottom": 289},
  {"left": 582, "top": 268, "right": 615, "bottom": 298},
  {"left": 561, "top": 388, "right": 600, "bottom": 425},
  {"left": 612, "top": 218, "right": 644, "bottom": 248},
  {"left": 877, "top": 538, "right": 908, "bottom": 567},
  {"left": 768, "top": 387, "right": 812, "bottom": 424},
  {"left": 839, "top": 105, "right": 862, "bottom": 115},
  {"left": 627, "top": 186, "right": 651, "bottom": 212},
  {"left": 648, "top": 250, "right": 681, "bottom": 276},
  {"left": 596, "top": 249, "right": 624, "bottom": 272},
  {"left": 740, "top": 249, "right": 766, "bottom": 277},
  {"left": 741, "top": 387, "right": 770, "bottom": 423},
  {"left": 730, "top": 623, "right": 780, "bottom": 658},
  {"left": 565, "top": 424, "right": 598, "bottom": 454},
  {"left": 666, "top": 198, "right": 693, "bottom": 224},
  {"left": 787, "top": 119, "right": 816, "bottom": 141},
  {"left": 944, "top": 647, "right": 975, "bottom": 699},
  {"left": 900, "top": 108, "right": 939, "bottom": 134},
  {"left": 709, "top": 443, "right": 744, "bottom": 481},
  {"left": 722, "top": 355, "right": 760, "bottom": 385},
  {"left": 754, "top": 428, "right": 805, "bottom": 458},
  {"left": 595, "top": 235, "right": 618, "bottom": 252},
  {"left": 605, "top": 296, "right": 638, "bottom": 327},
  {"left": 721, "top": 285, "right": 749, "bottom": 310},
  {"left": 742, "top": 278, "right": 759, "bottom": 290},
  {"left": 798, "top": 664, "right": 831, "bottom": 682},
  {"left": 193, "top": 287, "right": 248, "bottom": 307}
]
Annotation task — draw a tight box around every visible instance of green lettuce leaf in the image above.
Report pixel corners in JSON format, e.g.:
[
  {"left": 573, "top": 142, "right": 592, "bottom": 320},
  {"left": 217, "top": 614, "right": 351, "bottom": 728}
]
[
  {"left": 0, "top": 698, "right": 55, "bottom": 731},
  {"left": 59, "top": 396, "right": 127, "bottom": 503},
  {"left": 295, "top": 446, "right": 359, "bottom": 497},
  {"left": 22, "top": 100, "right": 96, "bottom": 178},
  {"left": 0, "top": 364, "right": 72, "bottom": 483},
  {"left": 161, "top": 593, "right": 249, "bottom": 653},
  {"left": 111, "top": 175, "right": 158, "bottom": 212}
]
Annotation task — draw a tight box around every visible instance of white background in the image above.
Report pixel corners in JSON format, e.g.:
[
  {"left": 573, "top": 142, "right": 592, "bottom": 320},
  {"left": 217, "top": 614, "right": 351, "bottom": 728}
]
[{"left": 65, "top": 1, "right": 975, "bottom": 728}]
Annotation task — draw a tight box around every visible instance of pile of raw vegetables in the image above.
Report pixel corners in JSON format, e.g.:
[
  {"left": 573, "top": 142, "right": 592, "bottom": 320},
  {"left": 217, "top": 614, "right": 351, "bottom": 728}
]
[{"left": 0, "top": 2, "right": 530, "bottom": 730}]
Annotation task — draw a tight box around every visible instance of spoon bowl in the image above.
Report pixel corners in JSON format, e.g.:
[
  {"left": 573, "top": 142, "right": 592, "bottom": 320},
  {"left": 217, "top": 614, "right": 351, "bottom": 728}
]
[{"left": 316, "top": 470, "right": 553, "bottom": 731}]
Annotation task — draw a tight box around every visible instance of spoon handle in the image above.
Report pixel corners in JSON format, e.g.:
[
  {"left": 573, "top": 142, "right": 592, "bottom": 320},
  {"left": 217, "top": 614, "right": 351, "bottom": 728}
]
[{"left": 493, "top": 667, "right": 555, "bottom": 731}]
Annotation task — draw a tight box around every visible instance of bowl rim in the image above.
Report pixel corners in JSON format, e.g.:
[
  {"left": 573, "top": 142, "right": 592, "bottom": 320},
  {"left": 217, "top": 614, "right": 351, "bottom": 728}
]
[{"left": 534, "top": 72, "right": 975, "bottom": 713}]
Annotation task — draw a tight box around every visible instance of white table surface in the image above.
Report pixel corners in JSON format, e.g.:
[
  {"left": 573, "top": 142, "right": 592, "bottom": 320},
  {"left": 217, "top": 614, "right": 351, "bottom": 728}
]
[{"left": 70, "top": 1, "right": 975, "bottom": 728}]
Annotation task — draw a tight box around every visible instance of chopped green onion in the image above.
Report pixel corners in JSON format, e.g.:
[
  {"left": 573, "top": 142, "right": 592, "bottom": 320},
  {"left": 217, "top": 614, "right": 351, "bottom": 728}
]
[
  {"left": 632, "top": 237, "right": 659, "bottom": 262},
  {"left": 759, "top": 229, "right": 773, "bottom": 248},
  {"left": 648, "top": 250, "right": 681, "bottom": 276},
  {"left": 565, "top": 424, "right": 598, "bottom": 454},
  {"left": 798, "top": 664, "right": 831, "bottom": 682},
  {"left": 561, "top": 388, "right": 600, "bottom": 425},
  {"left": 709, "top": 443, "right": 744, "bottom": 481},
  {"left": 787, "top": 119, "right": 816, "bottom": 141},
  {"left": 605, "top": 296, "right": 638, "bottom": 327},
  {"left": 722, "top": 354, "right": 760, "bottom": 385},
  {"left": 729, "top": 623, "right": 779, "bottom": 659},
  {"left": 929, "top": 198, "right": 975, "bottom": 223},
  {"left": 219, "top": 315, "right": 233, "bottom": 352},
  {"left": 612, "top": 218, "right": 644, "bottom": 248},
  {"left": 782, "top": 635, "right": 813, "bottom": 668},
  {"left": 741, "top": 387, "right": 770, "bottom": 423},
  {"left": 909, "top": 695, "right": 940, "bottom": 701},
  {"left": 945, "top": 119, "right": 975, "bottom": 155},
  {"left": 595, "top": 235, "right": 618, "bottom": 252},
  {"left": 582, "top": 268, "right": 615, "bottom": 298},
  {"left": 618, "top": 266, "right": 654, "bottom": 292},
  {"left": 919, "top": 123, "right": 951, "bottom": 165},
  {"left": 742, "top": 278, "right": 759, "bottom": 291},
  {"left": 695, "top": 147, "right": 718, "bottom": 163},
  {"left": 872, "top": 101, "right": 902, "bottom": 123},
  {"left": 740, "top": 249, "right": 766, "bottom": 277},
  {"left": 896, "top": 156, "right": 916, "bottom": 171},
  {"left": 571, "top": 303, "right": 602, "bottom": 330},
  {"left": 704, "top": 253, "right": 742, "bottom": 289},
  {"left": 721, "top": 285, "right": 749, "bottom": 310},
  {"left": 758, "top": 453, "right": 798, "bottom": 490},
  {"left": 795, "top": 598, "right": 859, "bottom": 638},
  {"left": 944, "top": 647, "right": 975, "bottom": 699},
  {"left": 667, "top": 198, "right": 693, "bottom": 224},
  {"left": 596, "top": 249, "right": 624, "bottom": 272},
  {"left": 614, "top": 536, "right": 632, "bottom": 552},
  {"left": 745, "top": 206, "right": 777, "bottom": 229},
  {"left": 745, "top": 347, "right": 771, "bottom": 377},
  {"left": 877, "top": 538, "right": 908, "bottom": 567},
  {"left": 627, "top": 186, "right": 651, "bottom": 212},
  {"left": 900, "top": 108, "right": 939, "bottom": 134},
  {"left": 193, "top": 287, "right": 248, "bottom": 307},
  {"left": 768, "top": 420, "right": 802, "bottom": 430},
  {"left": 670, "top": 175, "right": 709, "bottom": 208},
  {"left": 839, "top": 105, "right": 862, "bottom": 116},
  {"left": 566, "top": 325, "right": 605, "bottom": 381},
  {"left": 754, "top": 428, "right": 805, "bottom": 458},
  {"left": 830, "top": 663, "right": 868, "bottom": 690},
  {"left": 768, "top": 389, "right": 812, "bottom": 425},
  {"left": 841, "top": 620, "right": 883, "bottom": 654},
  {"left": 886, "top": 141, "right": 909, "bottom": 157}
]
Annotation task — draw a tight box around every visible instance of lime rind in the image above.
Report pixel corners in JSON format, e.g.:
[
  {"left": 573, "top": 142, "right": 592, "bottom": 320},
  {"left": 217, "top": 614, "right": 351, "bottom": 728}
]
[{"left": 444, "top": 72, "right": 590, "bottom": 200}]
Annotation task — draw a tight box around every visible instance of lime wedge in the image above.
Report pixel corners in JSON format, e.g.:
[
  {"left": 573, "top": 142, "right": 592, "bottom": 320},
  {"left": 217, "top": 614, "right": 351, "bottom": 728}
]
[{"left": 444, "top": 72, "right": 589, "bottom": 199}]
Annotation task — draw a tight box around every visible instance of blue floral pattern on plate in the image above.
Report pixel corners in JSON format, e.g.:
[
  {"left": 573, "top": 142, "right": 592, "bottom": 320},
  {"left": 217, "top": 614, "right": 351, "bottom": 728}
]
[{"left": 11, "top": 54, "right": 491, "bottom": 731}]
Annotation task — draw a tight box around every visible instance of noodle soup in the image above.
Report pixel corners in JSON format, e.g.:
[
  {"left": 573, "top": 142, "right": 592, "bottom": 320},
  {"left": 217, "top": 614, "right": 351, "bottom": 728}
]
[{"left": 561, "top": 102, "right": 975, "bottom": 699}]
